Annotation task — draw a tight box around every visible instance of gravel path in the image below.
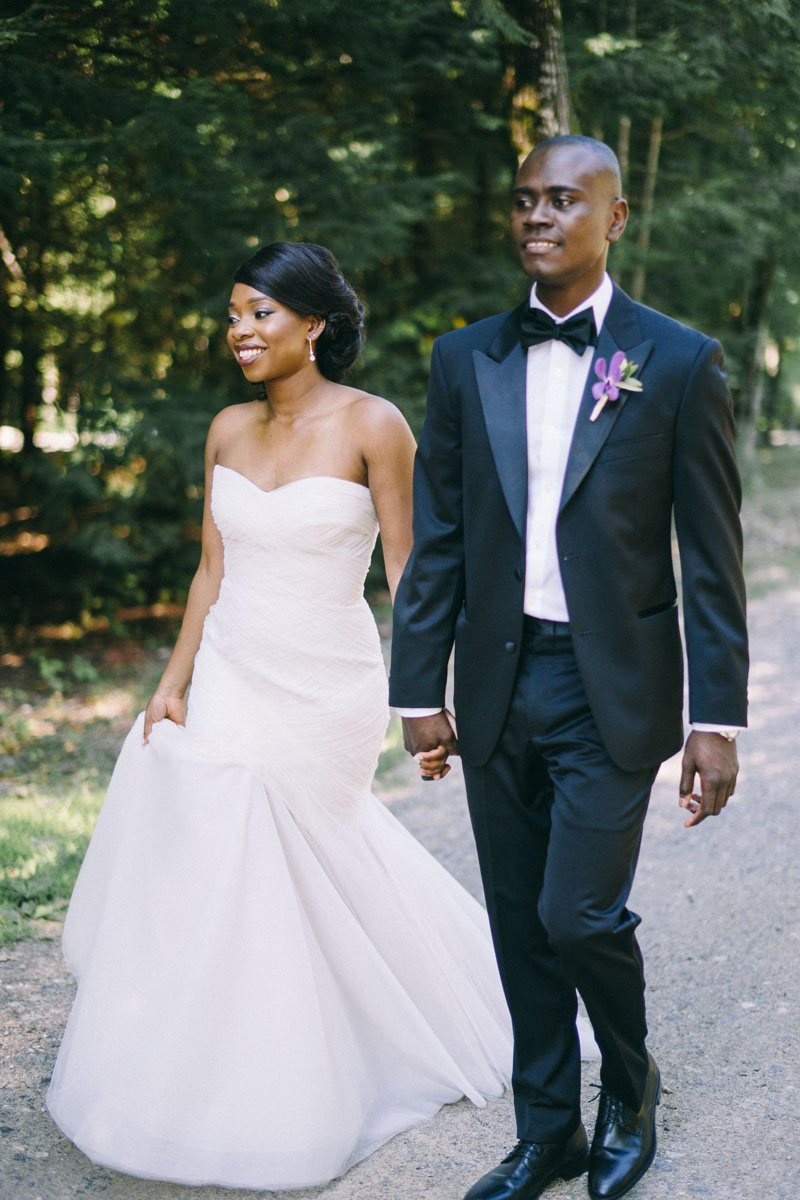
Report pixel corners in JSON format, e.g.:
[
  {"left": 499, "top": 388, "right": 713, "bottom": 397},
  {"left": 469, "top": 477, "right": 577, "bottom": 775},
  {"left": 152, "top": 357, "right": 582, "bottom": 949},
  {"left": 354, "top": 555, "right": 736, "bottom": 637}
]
[{"left": 2, "top": 573, "right": 798, "bottom": 1200}]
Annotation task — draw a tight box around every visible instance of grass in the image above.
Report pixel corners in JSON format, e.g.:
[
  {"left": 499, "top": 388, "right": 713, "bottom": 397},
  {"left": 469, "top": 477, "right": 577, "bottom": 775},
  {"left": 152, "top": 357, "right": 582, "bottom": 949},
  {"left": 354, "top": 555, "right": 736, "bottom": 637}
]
[
  {"left": 0, "top": 634, "right": 168, "bottom": 944},
  {"left": 1, "top": 443, "right": 798, "bottom": 945},
  {"left": 0, "top": 782, "right": 103, "bottom": 941}
]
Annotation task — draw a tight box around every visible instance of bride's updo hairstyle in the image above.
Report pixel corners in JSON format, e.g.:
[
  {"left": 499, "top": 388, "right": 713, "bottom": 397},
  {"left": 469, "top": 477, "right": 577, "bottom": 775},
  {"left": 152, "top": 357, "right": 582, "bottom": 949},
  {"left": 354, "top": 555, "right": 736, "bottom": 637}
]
[{"left": 233, "top": 242, "right": 365, "bottom": 382}]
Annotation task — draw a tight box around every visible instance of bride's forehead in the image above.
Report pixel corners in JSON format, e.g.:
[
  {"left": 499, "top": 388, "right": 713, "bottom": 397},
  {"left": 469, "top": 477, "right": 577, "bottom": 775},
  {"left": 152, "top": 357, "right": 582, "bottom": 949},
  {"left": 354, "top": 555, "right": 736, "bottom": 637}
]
[{"left": 228, "top": 283, "right": 273, "bottom": 307}]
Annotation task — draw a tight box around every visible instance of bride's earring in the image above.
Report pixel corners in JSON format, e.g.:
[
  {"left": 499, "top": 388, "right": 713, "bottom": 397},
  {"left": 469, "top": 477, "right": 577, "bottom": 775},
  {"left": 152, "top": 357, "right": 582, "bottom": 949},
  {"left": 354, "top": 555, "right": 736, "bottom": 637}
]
[{"left": 307, "top": 336, "right": 316, "bottom": 363}]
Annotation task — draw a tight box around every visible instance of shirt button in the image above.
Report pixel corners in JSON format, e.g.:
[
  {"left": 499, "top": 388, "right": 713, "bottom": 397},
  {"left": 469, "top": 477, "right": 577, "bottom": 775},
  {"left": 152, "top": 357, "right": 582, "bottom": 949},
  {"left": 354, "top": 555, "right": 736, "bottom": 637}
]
[
  {"left": 514, "top": 567, "right": 523, "bottom": 581},
  {"left": 505, "top": 641, "right": 517, "bottom": 654}
]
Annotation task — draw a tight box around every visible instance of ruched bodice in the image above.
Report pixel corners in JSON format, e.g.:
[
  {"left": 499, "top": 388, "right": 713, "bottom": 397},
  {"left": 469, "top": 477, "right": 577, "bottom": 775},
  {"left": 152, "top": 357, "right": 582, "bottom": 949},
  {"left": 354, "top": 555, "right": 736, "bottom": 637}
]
[
  {"left": 185, "top": 468, "right": 389, "bottom": 806},
  {"left": 211, "top": 466, "right": 379, "bottom": 611}
]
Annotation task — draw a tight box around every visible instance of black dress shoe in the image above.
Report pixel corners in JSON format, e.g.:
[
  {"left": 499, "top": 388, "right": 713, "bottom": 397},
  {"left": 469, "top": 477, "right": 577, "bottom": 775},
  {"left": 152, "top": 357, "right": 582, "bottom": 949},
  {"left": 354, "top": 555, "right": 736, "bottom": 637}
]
[
  {"left": 463, "top": 1123, "right": 589, "bottom": 1200},
  {"left": 588, "top": 1053, "right": 661, "bottom": 1199}
]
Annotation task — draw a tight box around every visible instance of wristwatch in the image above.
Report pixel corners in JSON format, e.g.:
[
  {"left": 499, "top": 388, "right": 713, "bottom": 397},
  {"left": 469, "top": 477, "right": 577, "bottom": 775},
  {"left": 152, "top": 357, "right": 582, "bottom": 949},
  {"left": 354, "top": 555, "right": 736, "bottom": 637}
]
[{"left": 718, "top": 730, "right": 739, "bottom": 741}]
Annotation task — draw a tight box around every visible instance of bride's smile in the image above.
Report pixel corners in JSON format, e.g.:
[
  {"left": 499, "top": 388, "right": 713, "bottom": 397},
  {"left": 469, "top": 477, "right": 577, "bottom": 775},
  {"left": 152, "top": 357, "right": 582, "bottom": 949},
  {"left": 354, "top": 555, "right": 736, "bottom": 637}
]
[{"left": 226, "top": 283, "right": 323, "bottom": 383}]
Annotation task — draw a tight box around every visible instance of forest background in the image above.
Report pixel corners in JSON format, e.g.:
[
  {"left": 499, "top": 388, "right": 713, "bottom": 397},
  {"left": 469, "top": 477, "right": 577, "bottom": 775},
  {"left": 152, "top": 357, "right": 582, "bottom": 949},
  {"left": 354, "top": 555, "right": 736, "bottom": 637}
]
[{"left": 0, "top": 0, "right": 799, "bottom": 625}]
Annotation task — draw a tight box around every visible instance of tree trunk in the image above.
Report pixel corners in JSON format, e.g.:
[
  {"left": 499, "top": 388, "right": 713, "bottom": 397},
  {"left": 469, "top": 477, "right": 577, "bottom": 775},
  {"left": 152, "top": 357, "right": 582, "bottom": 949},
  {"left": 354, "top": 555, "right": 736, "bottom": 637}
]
[
  {"left": 613, "top": 116, "right": 632, "bottom": 291},
  {"left": 617, "top": 115, "right": 631, "bottom": 188},
  {"left": 504, "top": 0, "right": 571, "bottom": 159},
  {"left": 737, "top": 251, "right": 778, "bottom": 455},
  {"left": 1, "top": 220, "right": 39, "bottom": 450},
  {"left": 630, "top": 113, "right": 662, "bottom": 303},
  {"left": 19, "top": 315, "right": 41, "bottom": 455},
  {"left": 757, "top": 355, "right": 782, "bottom": 448},
  {"left": 537, "top": 0, "right": 570, "bottom": 137},
  {"left": 0, "top": 277, "right": 8, "bottom": 429},
  {"left": 626, "top": 1, "right": 638, "bottom": 35}
]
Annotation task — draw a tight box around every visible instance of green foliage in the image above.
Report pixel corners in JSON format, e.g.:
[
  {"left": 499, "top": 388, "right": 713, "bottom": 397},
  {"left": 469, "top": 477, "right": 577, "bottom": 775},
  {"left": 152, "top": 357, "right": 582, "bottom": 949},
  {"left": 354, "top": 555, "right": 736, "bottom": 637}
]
[
  {"left": 1, "top": 0, "right": 522, "bottom": 624},
  {"left": 1, "top": 0, "right": 798, "bottom": 625},
  {"left": 562, "top": 0, "right": 800, "bottom": 426},
  {"left": 29, "top": 649, "right": 101, "bottom": 691}
]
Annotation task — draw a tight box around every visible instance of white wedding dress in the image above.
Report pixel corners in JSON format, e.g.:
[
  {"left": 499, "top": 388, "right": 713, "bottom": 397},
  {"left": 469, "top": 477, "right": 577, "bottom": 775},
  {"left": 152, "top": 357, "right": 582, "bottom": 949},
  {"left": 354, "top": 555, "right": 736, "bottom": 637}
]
[{"left": 47, "top": 466, "right": 596, "bottom": 1191}]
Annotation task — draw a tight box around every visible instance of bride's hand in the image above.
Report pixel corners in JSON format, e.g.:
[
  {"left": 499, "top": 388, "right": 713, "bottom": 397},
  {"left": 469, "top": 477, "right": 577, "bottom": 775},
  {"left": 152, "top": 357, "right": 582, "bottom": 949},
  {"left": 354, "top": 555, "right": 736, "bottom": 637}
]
[
  {"left": 404, "top": 709, "right": 458, "bottom": 782},
  {"left": 143, "top": 692, "right": 186, "bottom": 743},
  {"left": 416, "top": 744, "right": 451, "bottom": 780}
]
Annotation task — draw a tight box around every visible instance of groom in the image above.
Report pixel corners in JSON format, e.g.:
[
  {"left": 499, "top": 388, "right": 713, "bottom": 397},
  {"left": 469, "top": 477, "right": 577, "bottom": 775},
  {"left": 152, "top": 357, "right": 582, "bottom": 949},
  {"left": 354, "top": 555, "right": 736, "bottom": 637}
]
[{"left": 389, "top": 135, "right": 748, "bottom": 1200}]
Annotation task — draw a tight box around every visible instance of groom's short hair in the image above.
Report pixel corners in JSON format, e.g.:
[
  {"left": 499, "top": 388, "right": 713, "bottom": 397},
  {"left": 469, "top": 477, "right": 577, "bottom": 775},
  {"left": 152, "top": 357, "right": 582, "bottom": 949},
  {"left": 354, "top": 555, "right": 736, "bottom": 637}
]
[{"left": 527, "top": 135, "right": 623, "bottom": 194}]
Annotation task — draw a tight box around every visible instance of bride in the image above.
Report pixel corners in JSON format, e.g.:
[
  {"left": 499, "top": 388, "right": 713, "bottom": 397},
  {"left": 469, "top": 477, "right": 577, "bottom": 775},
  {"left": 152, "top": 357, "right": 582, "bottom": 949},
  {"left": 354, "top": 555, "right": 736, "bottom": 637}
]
[{"left": 47, "top": 242, "right": 593, "bottom": 1191}]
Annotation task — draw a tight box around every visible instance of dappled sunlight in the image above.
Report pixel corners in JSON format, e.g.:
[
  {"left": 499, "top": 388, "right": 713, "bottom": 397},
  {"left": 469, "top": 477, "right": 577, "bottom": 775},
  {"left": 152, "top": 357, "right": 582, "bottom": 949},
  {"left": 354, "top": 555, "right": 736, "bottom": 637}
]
[
  {"left": 0, "top": 530, "right": 49, "bottom": 555},
  {"left": 0, "top": 426, "right": 23, "bottom": 452},
  {"left": 10, "top": 688, "right": 138, "bottom": 738}
]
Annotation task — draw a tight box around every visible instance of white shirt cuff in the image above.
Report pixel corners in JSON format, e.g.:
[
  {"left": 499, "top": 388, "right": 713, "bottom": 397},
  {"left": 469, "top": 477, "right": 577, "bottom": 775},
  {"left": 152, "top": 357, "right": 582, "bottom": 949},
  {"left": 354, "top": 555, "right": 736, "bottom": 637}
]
[
  {"left": 394, "top": 707, "right": 444, "bottom": 719},
  {"left": 691, "top": 723, "right": 743, "bottom": 736}
]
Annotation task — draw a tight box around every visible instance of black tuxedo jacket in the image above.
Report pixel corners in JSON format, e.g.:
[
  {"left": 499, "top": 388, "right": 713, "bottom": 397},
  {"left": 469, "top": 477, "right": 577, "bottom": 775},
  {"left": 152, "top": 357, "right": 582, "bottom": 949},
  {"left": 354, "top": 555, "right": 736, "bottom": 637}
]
[{"left": 389, "top": 285, "right": 748, "bottom": 771}]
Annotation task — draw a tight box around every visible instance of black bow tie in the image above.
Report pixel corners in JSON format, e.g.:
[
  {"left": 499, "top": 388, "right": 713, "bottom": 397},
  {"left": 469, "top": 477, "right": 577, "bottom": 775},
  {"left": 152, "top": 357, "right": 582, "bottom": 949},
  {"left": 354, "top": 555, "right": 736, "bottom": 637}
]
[{"left": 519, "top": 306, "right": 598, "bottom": 356}]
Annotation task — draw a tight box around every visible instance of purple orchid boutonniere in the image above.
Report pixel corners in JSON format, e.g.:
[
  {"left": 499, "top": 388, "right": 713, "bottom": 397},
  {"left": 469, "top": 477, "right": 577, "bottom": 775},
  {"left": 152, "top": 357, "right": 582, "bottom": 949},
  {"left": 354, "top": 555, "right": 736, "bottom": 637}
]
[{"left": 589, "top": 350, "right": 643, "bottom": 422}]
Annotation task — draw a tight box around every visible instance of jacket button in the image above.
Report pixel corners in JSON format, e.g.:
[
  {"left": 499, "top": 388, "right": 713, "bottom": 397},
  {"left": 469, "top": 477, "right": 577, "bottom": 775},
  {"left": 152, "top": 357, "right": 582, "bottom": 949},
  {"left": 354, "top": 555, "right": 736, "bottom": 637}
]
[
  {"left": 514, "top": 567, "right": 523, "bottom": 581},
  {"left": 505, "top": 641, "right": 517, "bottom": 654}
]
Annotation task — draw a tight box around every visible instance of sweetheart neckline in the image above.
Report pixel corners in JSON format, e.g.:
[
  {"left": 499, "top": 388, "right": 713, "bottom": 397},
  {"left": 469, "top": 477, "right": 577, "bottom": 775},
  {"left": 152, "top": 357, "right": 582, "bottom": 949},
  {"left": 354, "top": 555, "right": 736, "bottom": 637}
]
[{"left": 213, "top": 464, "right": 372, "bottom": 498}]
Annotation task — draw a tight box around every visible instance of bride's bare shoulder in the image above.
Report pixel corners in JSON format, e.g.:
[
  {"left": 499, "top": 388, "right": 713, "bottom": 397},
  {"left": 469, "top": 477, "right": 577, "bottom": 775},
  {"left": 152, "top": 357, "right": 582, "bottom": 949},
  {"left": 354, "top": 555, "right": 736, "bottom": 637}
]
[
  {"left": 210, "top": 400, "right": 262, "bottom": 431},
  {"left": 334, "top": 390, "right": 416, "bottom": 474},
  {"left": 206, "top": 400, "right": 262, "bottom": 450},
  {"left": 204, "top": 402, "right": 263, "bottom": 468},
  {"left": 340, "top": 387, "right": 412, "bottom": 437}
]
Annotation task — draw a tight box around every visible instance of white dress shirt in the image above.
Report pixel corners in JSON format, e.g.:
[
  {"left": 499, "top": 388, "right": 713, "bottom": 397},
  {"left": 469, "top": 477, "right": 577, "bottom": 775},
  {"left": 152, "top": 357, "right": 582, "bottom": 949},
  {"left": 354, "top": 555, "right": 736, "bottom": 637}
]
[{"left": 523, "top": 275, "right": 612, "bottom": 620}]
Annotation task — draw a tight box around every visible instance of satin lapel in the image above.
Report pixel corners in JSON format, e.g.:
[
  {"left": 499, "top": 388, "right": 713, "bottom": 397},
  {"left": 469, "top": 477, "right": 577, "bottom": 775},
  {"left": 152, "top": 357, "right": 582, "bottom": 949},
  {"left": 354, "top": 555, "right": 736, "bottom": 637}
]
[
  {"left": 559, "top": 290, "right": 653, "bottom": 514},
  {"left": 473, "top": 340, "right": 528, "bottom": 540}
]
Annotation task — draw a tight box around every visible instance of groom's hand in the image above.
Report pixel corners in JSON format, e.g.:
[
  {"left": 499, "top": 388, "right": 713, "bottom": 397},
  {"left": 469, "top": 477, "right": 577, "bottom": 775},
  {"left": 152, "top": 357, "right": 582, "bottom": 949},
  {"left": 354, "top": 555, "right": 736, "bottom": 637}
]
[
  {"left": 401, "top": 711, "right": 459, "bottom": 781},
  {"left": 679, "top": 730, "right": 738, "bottom": 828}
]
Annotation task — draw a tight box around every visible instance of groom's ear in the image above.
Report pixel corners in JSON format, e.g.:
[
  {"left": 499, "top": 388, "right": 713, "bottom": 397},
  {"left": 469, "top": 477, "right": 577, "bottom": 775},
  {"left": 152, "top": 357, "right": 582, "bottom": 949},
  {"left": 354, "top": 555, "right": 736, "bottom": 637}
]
[{"left": 607, "top": 197, "right": 629, "bottom": 244}]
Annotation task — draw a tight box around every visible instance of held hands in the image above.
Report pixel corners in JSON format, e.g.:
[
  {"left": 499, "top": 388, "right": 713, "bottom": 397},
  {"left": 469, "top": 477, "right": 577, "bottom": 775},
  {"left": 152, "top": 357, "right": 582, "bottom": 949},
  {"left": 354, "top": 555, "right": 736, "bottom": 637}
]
[
  {"left": 143, "top": 692, "right": 186, "bottom": 743},
  {"left": 401, "top": 710, "right": 459, "bottom": 782},
  {"left": 679, "top": 730, "right": 738, "bottom": 828}
]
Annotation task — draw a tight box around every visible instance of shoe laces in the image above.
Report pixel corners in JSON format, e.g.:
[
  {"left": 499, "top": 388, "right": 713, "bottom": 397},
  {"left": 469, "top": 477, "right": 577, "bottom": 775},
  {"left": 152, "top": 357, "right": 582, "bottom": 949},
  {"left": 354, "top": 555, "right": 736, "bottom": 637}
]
[
  {"left": 590, "top": 1083, "right": 629, "bottom": 1126},
  {"left": 507, "top": 1139, "right": 547, "bottom": 1163}
]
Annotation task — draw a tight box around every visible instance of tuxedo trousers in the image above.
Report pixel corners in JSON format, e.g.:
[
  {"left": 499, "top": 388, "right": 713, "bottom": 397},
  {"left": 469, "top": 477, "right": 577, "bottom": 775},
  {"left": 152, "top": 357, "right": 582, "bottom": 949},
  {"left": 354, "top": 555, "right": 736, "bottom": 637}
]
[{"left": 462, "top": 623, "right": 659, "bottom": 1143}]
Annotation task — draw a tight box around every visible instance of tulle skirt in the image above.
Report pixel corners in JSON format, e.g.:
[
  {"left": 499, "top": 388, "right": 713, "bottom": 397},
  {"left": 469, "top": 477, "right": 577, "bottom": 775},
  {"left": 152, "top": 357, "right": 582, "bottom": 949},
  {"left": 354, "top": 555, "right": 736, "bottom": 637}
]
[{"left": 47, "top": 714, "right": 514, "bottom": 1189}]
